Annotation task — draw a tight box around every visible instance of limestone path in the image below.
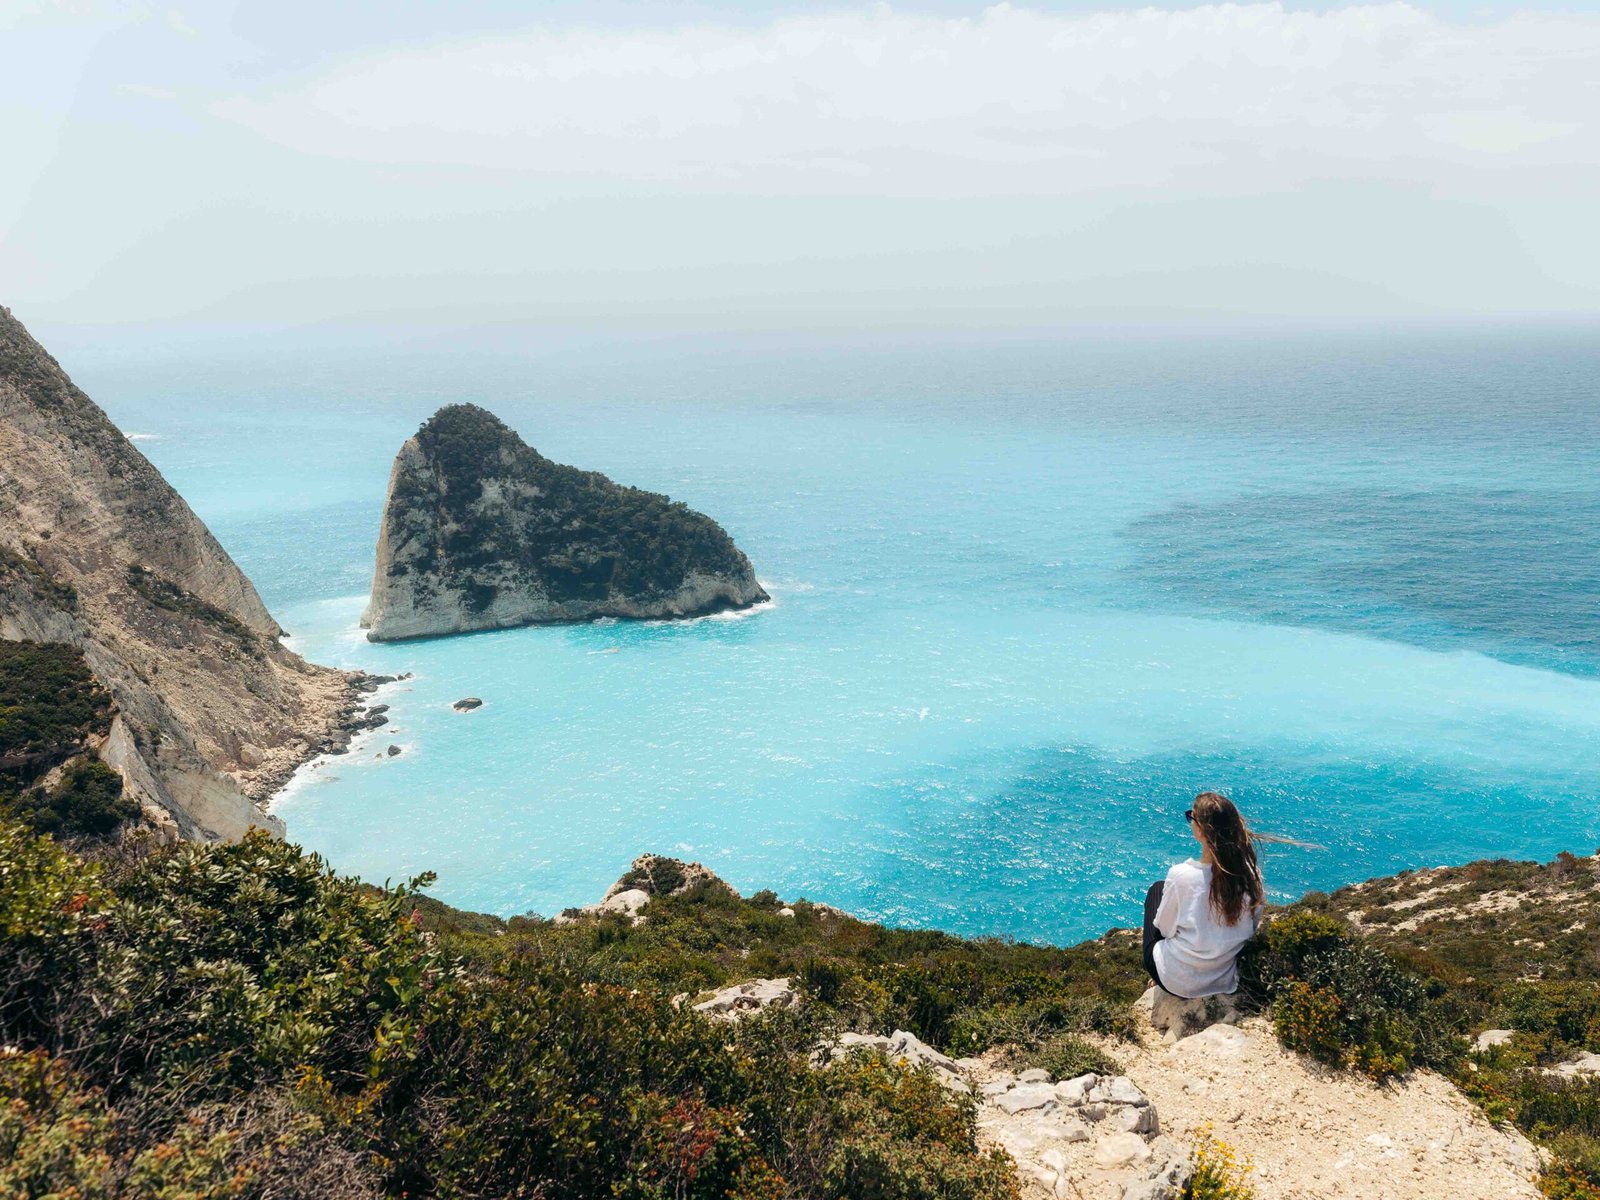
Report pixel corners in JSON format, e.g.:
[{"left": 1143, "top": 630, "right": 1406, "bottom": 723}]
[{"left": 1097, "top": 1001, "right": 1544, "bottom": 1200}]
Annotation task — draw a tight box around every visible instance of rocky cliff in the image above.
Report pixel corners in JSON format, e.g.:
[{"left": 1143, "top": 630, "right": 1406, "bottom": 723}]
[
  {"left": 0, "top": 305, "right": 362, "bottom": 841},
  {"left": 361, "top": 404, "right": 768, "bottom": 641}
]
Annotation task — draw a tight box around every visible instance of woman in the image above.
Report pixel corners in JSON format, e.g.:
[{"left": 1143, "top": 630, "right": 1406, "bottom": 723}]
[{"left": 1143, "top": 791, "right": 1264, "bottom": 999}]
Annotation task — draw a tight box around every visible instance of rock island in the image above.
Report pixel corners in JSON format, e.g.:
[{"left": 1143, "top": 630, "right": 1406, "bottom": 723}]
[{"left": 362, "top": 404, "right": 768, "bottom": 641}]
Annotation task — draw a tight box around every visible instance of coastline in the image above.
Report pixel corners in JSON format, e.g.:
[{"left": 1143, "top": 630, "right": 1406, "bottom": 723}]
[{"left": 247, "top": 668, "right": 404, "bottom": 811}]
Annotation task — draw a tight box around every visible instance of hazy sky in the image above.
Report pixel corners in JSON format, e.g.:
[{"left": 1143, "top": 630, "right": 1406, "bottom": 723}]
[{"left": 4, "top": 0, "right": 1599, "bottom": 331}]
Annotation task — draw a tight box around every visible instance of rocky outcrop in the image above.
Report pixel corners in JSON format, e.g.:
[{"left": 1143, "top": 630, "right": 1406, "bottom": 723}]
[
  {"left": 556, "top": 853, "right": 736, "bottom": 925},
  {"left": 813, "top": 1027, "right": 1189, "bottom": 1199},
  {"left": 608, "top": 852, "right": 733, "bottom": 900},
  {"left": 361, "top": 404, "right": 768, "bottom": 641},
  {"left": 822, "top": 1029, "right": 971, "bottom": 1091},
  {"left": 693, "top": 977, "right": 800, "bottom": 1019},
  {"left": 1137, "top": 985, "right": 1245, "bottom": 1042},
  {"left": 0, "top": 305, "right": 361, "bottom": 841},
  {"left": 970, "top": 1066, "right": 1189, "bottom": 1200}
]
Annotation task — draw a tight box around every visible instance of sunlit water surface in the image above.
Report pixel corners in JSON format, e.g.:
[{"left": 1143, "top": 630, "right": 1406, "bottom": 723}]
[{"left": 62, "top": 325, "right": 1600, "bottom": 942}]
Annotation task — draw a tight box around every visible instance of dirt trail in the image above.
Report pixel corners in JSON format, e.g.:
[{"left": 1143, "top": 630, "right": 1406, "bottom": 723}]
[{"left": 1103, "top": 1003, "right": 1544, "bottom": 1199}]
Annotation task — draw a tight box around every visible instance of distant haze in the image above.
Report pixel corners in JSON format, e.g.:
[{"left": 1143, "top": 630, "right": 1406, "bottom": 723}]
[{"left": 4, "top": 1, "right": 1599, "bottom": 331}]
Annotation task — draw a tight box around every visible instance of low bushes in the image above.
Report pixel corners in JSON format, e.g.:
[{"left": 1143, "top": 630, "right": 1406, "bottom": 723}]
[
  {"left": 1267, "top": 859, "right": 1600, "bottom": 1193},
  {"left": 447, "top": 877, "right": 1148, "bottom": 1064},
  {"left": 10, "top": 759, "right": 138, "bottom": 840},
  {"left": 1001, "top": 1033, "right": 1122, "bottom": 1082},
  {"left": 0, "top": 640, "right": 136, "bottom": 841},
  {"left": 0, "top": 823, "right": 1022, "bottom": 1200},
  {"left": 1238, "top": 911, "right": 1455, "bottom": 1081},
  {"left": 0, "top": 640, "right": 111, "bottom": 756}
]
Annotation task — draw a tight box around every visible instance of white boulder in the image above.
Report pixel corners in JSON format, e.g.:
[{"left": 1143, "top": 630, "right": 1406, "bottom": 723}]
[
  {"left": 692, "top": 977, "right": 799, "bottom": 1020},
  {"left": 1137, "top": 985, "right": 1245, "bottom": 1042}
]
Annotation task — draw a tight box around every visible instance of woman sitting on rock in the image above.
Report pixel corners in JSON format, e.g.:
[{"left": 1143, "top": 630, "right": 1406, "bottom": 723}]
[{"left": 1143, "top": 791, "right": 1264, "bottom": 999}]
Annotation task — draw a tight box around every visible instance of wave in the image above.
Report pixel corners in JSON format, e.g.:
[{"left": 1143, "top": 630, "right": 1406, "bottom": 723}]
[
  {"left": 637, "top": 586, "right": 780, "bottom": 628},
  {"left": 123, "top": 431, "right": 161, "bottom": 442},
  {"left": 703, "top": 595, "right": 778, "bottom": 623}
]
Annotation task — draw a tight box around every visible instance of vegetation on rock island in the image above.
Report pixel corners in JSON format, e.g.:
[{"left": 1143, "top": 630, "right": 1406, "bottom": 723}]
[{"left": 388, "top": 403, "right": 764, "bottom": 612}]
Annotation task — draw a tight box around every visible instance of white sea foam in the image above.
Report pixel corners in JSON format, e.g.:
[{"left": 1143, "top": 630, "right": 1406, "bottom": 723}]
[
  {"left": 703, "top": 596, "right": 776, "bottom": 623},
  {"left": 639, "top": 589, "right": 779, "bottom": 628},
  {"left": 123, "top": 431, "right": 160, "bottom": 442}
]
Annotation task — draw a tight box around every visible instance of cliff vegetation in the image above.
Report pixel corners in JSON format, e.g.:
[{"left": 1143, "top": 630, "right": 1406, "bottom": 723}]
[
  {"left": 0, "top": 640, "right": 137, "bottom": 840},
  {"left": 3, "top": 660, "right": 1597, "bottom": 1197},
  {"left": 7, "top": 807, "right": 1599, "bottom": 1198}
]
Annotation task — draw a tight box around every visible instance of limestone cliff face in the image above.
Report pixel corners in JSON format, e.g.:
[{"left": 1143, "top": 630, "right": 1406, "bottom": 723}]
[
  {"left": 362, "top": 404, "right": 768, "bottom": 641},
  {"left": 0, "top": 305, "right": 358, "bottom": 841}
]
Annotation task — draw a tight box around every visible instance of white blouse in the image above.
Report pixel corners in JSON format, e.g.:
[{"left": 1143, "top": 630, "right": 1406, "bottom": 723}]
[{"left": 1151, "top": 858, "right": 1262, "bottom": 999}]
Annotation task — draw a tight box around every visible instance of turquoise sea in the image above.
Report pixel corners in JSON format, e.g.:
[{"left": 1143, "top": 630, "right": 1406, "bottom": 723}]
[{"left": 59, "top": 323, "right": 1600, "bottom": 943}]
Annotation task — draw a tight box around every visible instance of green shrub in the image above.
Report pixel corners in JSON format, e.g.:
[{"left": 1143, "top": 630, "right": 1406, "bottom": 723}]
[
  {"left": 0, "top": 824, "right": 1027, "bottom": 1199},
  {"left": 0, "top": 1049, "right": 117, "bottom": 1199},
  {"left": 0, "top": 642, "right": 134, "bottom": 843},
  {"left": 946, "top": 992, "right": 1135, "bottom": 1057},
  {"left": 806, "top": 1054, "right": 1019, "bottom": 1200},
  {"left": 1273, "top": 982, "right": 1356, "bottom": 1071},
  {"left": 623, "top": 1096, "right": 787, "bottom": 1200},
  {"left": 1541, "top": 1162, "right": 1600, "bottom": 1200},
  {"left": 1512, "top": 1075, "right": 1600, "bottom": 1143},
  {"left": 618, "top": 855, "right": 689, "bottom": 896},
  {"left": 11, "top": 760, "right": 138, "bottom": 840},
  {"left": 1249, "top": 912, "right": 1445, "bottom": 1080},
  {"left": 0, "top": 820, "right": 106, "bottom": 943},
  {"left": 1506, "top": 983, "right": 1600, "bottom": 1055},
  {"left": 1540, "top": 1133, "right": 1600, "bottom": 1199},
  {"left": 1005, "top": 1033, "right": 1122, "bottom": 1081},
  {"left": 0, "top": 640, "right": 112, "bottom": 758},
  {"left": 1237, "top": 910, "right": 1350, "bottom": 1000},
  {"left": 803, "top": 957, "right": 851, "bottom": 1005}
]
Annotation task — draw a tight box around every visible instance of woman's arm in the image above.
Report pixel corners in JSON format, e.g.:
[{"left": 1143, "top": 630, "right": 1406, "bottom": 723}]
[{"left": 1153, "top": 868, "right": 1184, "bottom": 937}]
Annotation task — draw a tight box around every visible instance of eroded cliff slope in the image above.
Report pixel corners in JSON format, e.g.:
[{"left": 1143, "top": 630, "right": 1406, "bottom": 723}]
[
  {"left": 362, "top": 404, "right": 768, "bottom": 640},
  {"left": 0, "top": 305, "right": 358, "bottom": 840}
]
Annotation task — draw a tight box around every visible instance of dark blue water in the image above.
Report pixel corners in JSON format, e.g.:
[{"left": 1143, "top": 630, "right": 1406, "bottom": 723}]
[{"left": 59, "top": 322, "right": 1600, "bottom": 942}]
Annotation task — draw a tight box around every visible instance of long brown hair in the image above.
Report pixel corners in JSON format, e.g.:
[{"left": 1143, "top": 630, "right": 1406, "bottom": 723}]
[{"left": 1191, "top": 791, "right": 1263, "bottom": 925}]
